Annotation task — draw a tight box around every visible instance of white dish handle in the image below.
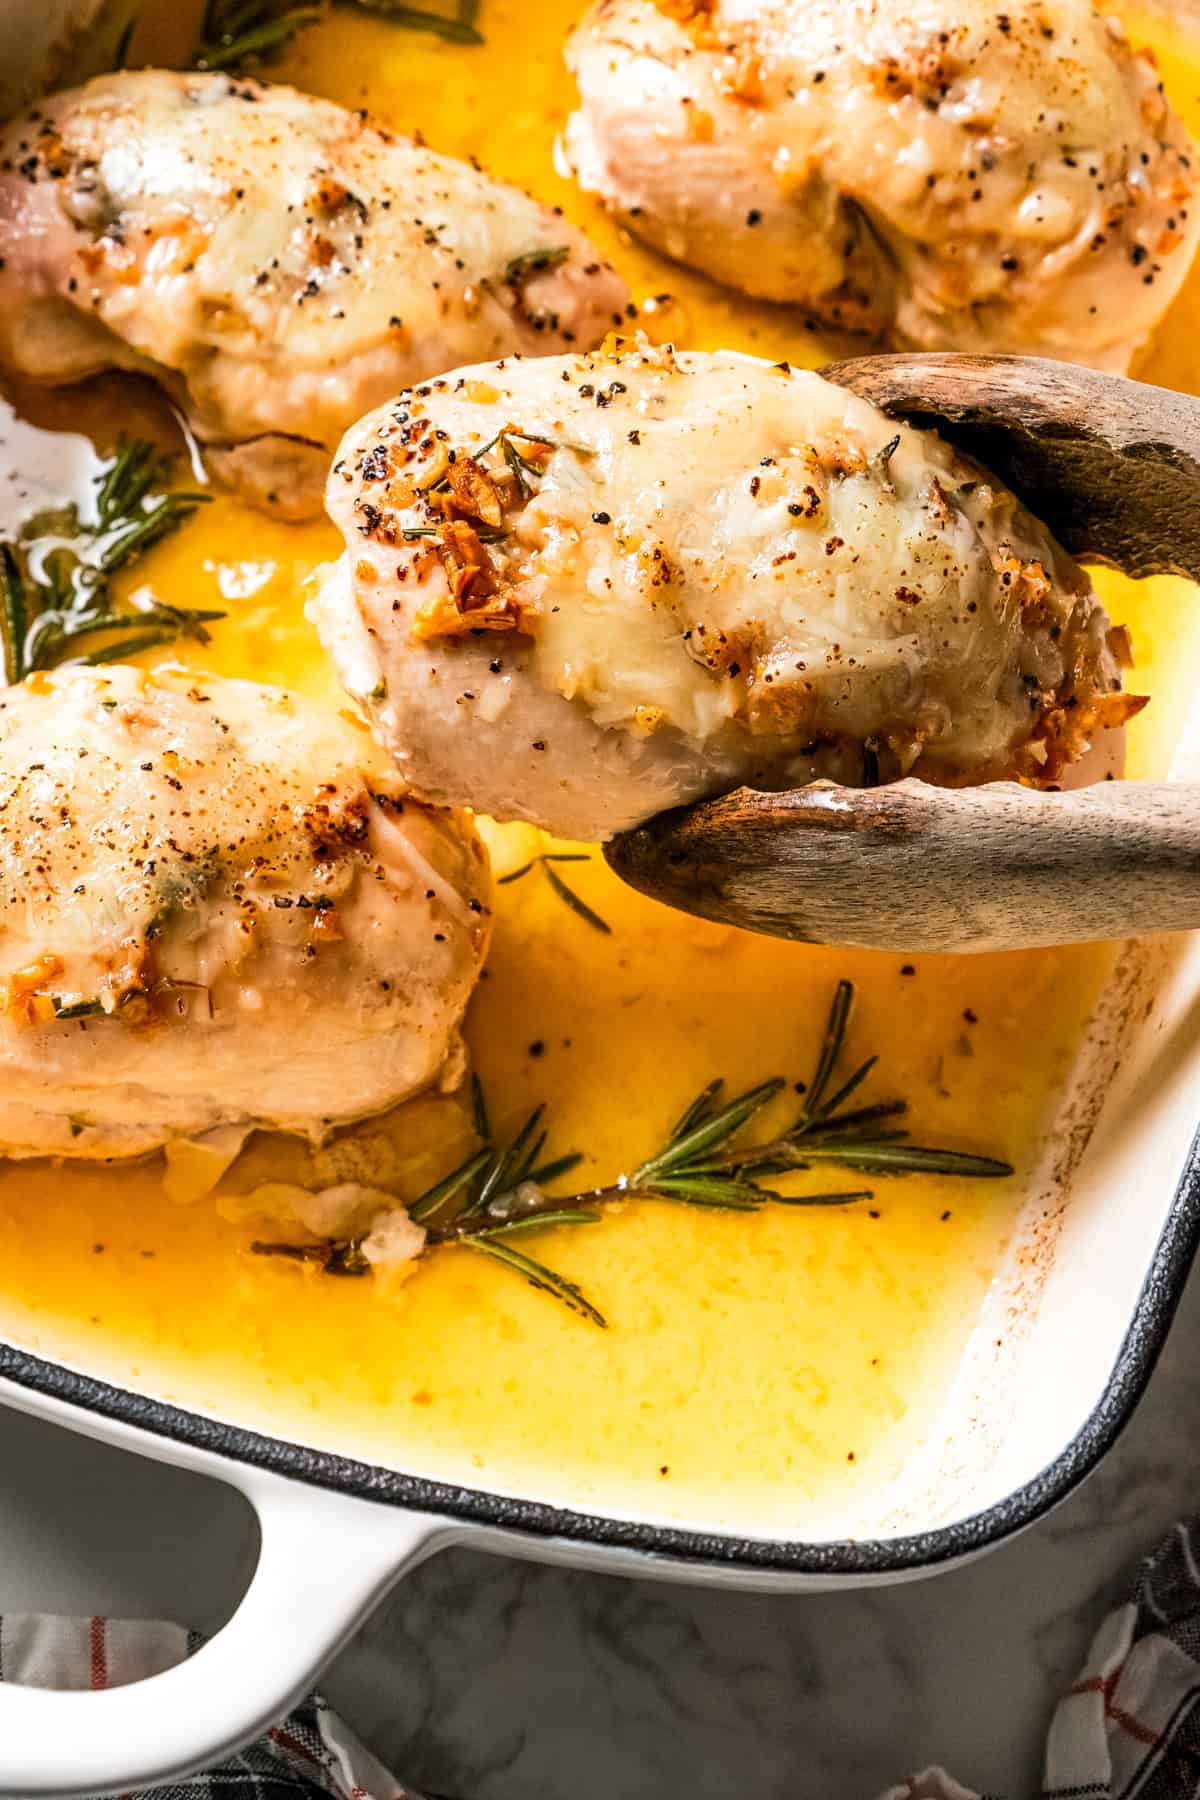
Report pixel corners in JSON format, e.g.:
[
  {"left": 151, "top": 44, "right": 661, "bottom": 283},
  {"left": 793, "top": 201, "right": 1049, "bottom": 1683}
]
[{"left": 0, "top": 1463, "right": 446, "bottom": 1799}]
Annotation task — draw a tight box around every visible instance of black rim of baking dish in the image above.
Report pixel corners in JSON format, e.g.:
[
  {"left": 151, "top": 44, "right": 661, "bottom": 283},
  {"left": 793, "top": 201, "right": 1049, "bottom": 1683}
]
[{"left": 0, "top": 1126, "right": 1197, "bottom": 1578}]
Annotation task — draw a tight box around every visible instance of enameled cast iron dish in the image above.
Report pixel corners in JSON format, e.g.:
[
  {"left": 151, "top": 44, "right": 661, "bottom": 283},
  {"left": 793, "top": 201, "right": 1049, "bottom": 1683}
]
[{"left": 4, "top": 5, "right": 1200, "bottom": 1795}]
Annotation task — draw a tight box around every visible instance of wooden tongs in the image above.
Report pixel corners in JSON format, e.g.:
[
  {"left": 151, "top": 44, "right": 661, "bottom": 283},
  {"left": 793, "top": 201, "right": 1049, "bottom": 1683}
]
[{"left": 606, "top": 355, "right": 1200, "bottom": 953}]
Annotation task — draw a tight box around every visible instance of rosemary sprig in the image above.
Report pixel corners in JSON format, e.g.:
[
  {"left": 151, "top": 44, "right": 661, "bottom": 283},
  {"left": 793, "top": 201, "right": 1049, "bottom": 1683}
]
[
  {"left": 408, "top": 1145, "right": 492, "bottom": 1223},
  {"left": 195, "top": 0, "right": 483, "bottom": 68},
  {"left": 435, "top": 984, "right": 1007, "bottom": 1317},
  {"left": 112, "top": 13, "right": 139, "bottom": 68},
  {"left": 0, "top": 547, "right": 28, "bottom": 689},
  {"left": 498, "top": 851, "right": 611, "bottom": 935},
  {"left": 465, "top": 1231, "right": 605, "bottom": 1326},
  {"left": 254, "top": 982, "right": 1013, "bottom": 1326},
  {"left": 500, "top": 433, "right": 533, "bottom": 500},
  {"left": 22, "top": 603, "right": 224, "bottom": 675},
  {"left": 355, "top": 0, "right": 484, "bottom": 41},
  {"left": 195, "top": 0, "right": 322, "bottom": 67},
  {"left": 0, "top": 441, "right": 217, "bottom": 684}
]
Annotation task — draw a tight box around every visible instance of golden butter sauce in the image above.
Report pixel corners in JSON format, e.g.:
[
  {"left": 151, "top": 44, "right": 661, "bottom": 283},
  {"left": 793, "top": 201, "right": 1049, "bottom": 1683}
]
[{"left": 0, "top": 0, "right": 1197, "bottom": 1534}]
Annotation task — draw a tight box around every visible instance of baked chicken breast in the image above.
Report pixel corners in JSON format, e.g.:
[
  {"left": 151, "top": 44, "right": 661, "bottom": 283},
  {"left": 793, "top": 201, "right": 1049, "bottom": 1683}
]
[
  {"left": 314, "top": 341, "right": 1139, "bottom": 842},
  {"left": 565, "top": 0, "right": 1199, "bottom": 370},
  {"left": 0, "top": 70, "right": 629, "bottom": 515},
  {"left": 0, "top": 666, "right": 490, "bottom": 1160}
]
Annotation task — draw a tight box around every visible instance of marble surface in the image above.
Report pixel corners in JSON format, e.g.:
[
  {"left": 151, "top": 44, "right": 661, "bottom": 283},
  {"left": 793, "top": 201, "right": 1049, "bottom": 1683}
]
[{"left": 1, "top": 1260, "right": 1200, "bottom": 1800}]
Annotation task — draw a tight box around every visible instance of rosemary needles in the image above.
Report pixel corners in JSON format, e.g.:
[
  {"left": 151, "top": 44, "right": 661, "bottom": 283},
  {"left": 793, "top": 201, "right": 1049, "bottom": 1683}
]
[
  {"left": 0, "top": 440, "right": 218, "bottom": 684},
  {"left": 357, "top": 0, "right": 484, "bottom": 43},
  {"left": 498, "top": 851, "right": 611, "bottom": 934},
  {"left": 195, "top": 0, "right": 484, "bottom": 68},
  {"left": 196, "top": 0, "right": 325, "bottom": 68},
  {"left": 259, "top": 982, "right": 1014, "bottom": 1328}
]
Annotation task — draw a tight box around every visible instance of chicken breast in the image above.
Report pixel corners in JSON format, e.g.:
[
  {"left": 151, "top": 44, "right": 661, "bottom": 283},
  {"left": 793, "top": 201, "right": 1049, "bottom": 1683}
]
[
  {"left": 0, "top": 665, "right": 490, "bottom": 1160},
  {"left": 0, "top": 71, "right": 629, "bottom": 516},
  {"left": 565, "top": 0, "right": 1199, "bottom": 371},
  {"left": 313, "top": 340, "right": 1139, "bottom": 843}
]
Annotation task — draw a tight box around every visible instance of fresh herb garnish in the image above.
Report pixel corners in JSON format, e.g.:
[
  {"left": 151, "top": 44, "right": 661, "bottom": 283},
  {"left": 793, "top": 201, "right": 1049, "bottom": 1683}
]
[
  {"left": 400, "top": 522, "right": 508, "bottom": 543},
  {"left": 195, "top": 0, "right": 482, "bottom": 68},
  {"left": 355, "top": 0, "right": 484, "bottom": 42},
  {"left": 398, "top": 427, "right": 593, "bottom": 547},
  {"left": 0, "top": 548, "right": 28, "bottom": 689},
  {"left": 464, "top": 1230, "right": 605, "bottom": 1325},
  {"left": 146, "top": 851, "right": 223, "bottom": 943},
  {"left": 408, "top": 1143, "right": 494, "bottom": 1223},
  {"left": 0, "top": 440, "right": 218, "bottom": 684},
  {"left": 503, "top": 247, "right": 569, "bottom": 285},
  {"left": 112, "top": 13, "right": 140, "bottom": 68},
  {"left": 195, "top": 0, "right": 323, "bottom": 67},
  {"left": 259, "top": 982, "right": 1013, "bottom": 1326},
  {"left": 51, "top": 998, "right": 105, "bottom": 1020},
  {"left": 874, "top": 434, "right": 902, "bottom": 482},
  {"left": 407, "top": 427, "right": 573, "bottom": 507},
  {"left": 498, "top": 851, "right": 611, "bottom": 935}
]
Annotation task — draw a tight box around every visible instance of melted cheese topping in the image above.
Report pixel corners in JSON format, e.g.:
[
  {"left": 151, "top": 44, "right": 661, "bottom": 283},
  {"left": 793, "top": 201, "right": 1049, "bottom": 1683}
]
[
  {"left": 0, "top": 665, "right": 489, "bottom": 1157},
  {"left": 0, "top": 0, "right": 1196, "bottom": 1534},
  {"left": 565, "top": 0, "right": 1200, "bottom": 368},
  {"left": 0, "top": 70, "right": 628, "bottom": 475},
  {"left": 324, "top": 346, "right": 1123, "bottom": 839}
]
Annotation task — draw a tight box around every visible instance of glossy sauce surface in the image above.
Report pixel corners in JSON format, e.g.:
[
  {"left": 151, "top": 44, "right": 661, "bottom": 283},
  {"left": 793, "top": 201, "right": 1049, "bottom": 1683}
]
[{"left": 0, "top": 1, "right": 1197, "bottom": 1534}]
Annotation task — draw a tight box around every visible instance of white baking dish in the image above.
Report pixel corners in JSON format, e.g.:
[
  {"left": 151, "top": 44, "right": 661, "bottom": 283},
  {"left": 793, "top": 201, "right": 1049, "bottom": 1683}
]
[{"left": 1, "top": 4, "right": 1199, "bottom": 1795}]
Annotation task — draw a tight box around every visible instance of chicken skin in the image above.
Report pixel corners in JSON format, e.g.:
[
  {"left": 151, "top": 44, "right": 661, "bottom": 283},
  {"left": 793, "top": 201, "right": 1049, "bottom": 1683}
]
[
  {"left": 314, "top": 341, "right": 1138, "bottom": 842},
  {"left": 0, "top": 70, "right": 629, "bottom": 515},
  {"left": 565, "top": 0, "right": 1199, "bottom": 371},
  {"left": 0, "top": 666, "right": 490, "bottom": 1159}
]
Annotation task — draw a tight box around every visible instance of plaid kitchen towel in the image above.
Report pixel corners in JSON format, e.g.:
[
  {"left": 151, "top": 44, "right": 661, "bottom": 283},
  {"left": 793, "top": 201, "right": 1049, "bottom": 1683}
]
[
  {"left": 13, "top": 1513, "right": 1200, "bottom": 1800},
  {"left": 0, "top": 1612, "right": 423, "bottom": 1799},
  {"left": 882, "top": 1514, "right": 1200, "bottom": 1800}
]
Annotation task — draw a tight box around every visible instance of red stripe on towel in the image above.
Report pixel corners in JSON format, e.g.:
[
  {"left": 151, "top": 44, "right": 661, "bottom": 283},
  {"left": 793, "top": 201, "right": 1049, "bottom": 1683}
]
[
  {"left": 89, "top": 1615, "right": 107, "bottom": 1691},
  {"left": 269, "top": 1724, "right": 324, "bottom": 1771}
]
